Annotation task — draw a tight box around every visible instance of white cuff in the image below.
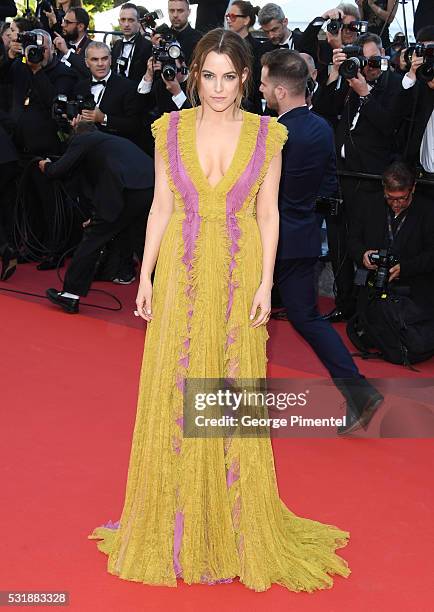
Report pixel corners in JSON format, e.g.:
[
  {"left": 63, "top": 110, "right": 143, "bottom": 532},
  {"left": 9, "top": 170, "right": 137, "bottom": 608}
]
[
  {"left": 101, "top": 114, "right": 108, "bottom": 126},
  {"left": 137, "top": 78, "right": 152, "bottom": 94},
  {"left": 402, "top": 74, "right": 417, "bottom": 90},
  {"left": 172, "top": 90, "right": 187, "bottom": 109}
]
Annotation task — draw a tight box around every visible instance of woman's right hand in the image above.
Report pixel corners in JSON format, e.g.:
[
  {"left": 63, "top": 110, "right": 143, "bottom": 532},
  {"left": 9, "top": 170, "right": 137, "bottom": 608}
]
[
  {"left": 135, "top": 276, "right": 153, "bottom": 322},
  {"left": 44, "top": 7, "right": 57, "bottom": 28}
]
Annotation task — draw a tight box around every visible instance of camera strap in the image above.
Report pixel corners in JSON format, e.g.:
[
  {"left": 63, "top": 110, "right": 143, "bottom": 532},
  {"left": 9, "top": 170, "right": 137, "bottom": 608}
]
[{"left": 386, "top": 208, "right": 407, "bottom": 246}]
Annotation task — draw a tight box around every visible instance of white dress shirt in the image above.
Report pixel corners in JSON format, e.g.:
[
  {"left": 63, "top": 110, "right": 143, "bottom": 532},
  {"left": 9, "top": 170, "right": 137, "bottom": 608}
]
[
  {"left": 137, "top": 77, "right": 188, "bottom": 110},
  {"left": 60, "top": 35, "right": 86, "bottom": 67}
]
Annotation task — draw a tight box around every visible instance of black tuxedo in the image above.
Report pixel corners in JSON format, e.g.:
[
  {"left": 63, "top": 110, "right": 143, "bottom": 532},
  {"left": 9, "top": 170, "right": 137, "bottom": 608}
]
[
  {"left": 414, "top": 0, "right": 434, "bottom": 39},
  {"left": 111, "top": 33, "right": 152, "bottom": 84},
  {"left": 170, "top": 23, "right": 202, "bottom": 67},
  {"left": 261, "top": 30, "right": 303, "bottom": 54},
  {"left": 44, "top": 130, "right": 154, "bottom": 295},
  {"left": 59, "top": 35, "right": 92, "bottom": 80},
  {"left": 349, "top": 194, "right": 434, "bottom": 307},
  {"left": 190, "top": 0, "right": 227, "bottom": 33},
  {"left": 274, "top": 106, "right": 360, "bottom": 380},
  {"left": 74, "top": 72, "right": 143, "bottom": 143}
]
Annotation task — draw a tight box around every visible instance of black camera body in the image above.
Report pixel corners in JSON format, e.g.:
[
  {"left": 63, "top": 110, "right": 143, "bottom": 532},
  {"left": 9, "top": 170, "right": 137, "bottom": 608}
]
[
  {"left": 414, "top": 42, "right": 434, "bottom": 82},
  {"left": 139, "top": 9, "right": 164, "bottom": 30},
  {"left": 327, "top": 18, "right": 368, "bottom": 36},
  {"left": 368, "top": 248, "right": 399, "bottom": 292},
  {"left": 52, "top": 94, "right": 96, "bottom": 122},
  {"left": 17, "top": 31, "right": 45, "bottom": 64},
  {"left": 339, "top": 45, "right": 367, "bottom": 79},
  {"left": 152, "top": 30, "right": 185, "bottom": 81}
]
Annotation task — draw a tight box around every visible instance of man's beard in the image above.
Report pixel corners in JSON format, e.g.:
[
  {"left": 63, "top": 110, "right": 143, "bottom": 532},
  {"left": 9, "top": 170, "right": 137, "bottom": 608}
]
[
  {"left": 171, "top": 20, "right": 187, "bottom": 31},
  {"left": 64, "top": 26, "right": 79, "bottom": 42}
]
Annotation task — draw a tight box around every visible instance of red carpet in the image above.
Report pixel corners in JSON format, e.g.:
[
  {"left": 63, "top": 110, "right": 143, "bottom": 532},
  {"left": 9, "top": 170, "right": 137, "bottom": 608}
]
[{"left": 1, "top": 263, "right": 433, "bottom": 611}]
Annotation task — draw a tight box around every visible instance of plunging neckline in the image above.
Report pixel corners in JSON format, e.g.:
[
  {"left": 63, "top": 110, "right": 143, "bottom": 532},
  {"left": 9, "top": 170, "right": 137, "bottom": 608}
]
[{"left": 190, "top": 107, "right": 247, "bottom": 191}]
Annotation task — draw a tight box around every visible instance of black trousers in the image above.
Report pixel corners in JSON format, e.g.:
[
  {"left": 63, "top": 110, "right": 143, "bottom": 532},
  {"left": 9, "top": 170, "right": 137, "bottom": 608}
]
[
  {"left": 274, "top": 256, "right": 360, "bottom": 379},
  {"left": 63, "top": 187, "right": 153, "bottom": 297},
  {"left": 0, "top": 161, "right": 19, "bottom": 248},
  {"left": 327, "top": 176, "right": 384, "bottom": 315}
]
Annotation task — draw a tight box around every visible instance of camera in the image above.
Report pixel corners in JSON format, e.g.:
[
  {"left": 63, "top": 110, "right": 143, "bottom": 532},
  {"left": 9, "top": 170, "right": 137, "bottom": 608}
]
[
  {"left": 139, "top": 9, "right": 163, "bottom": 29},
  {"left": 52, "top": 94, "right": 96, "bottom": 122},
  {"left": 414, "top": 43, "right": 434, "bottom": 82},
  {"left": 368, "top": 249, "right": 399, "bottom": 292},
  {"left": 327, "top": 18, "right": 368, "bottom": 36},
  {"left": 315, "top": 196, "right": 342, "bottom": 216},
  {"left": 17, "top": 31, "right": 45, "bottom": 64},
  {"left": 339, "top": 45, "right": 367, "bottom": 79},
  {"left": 152, "top": 29, "right": 185, "bottom": 81},
  {"left": 38, "top": 0, "right": 54, "bottom": 11}
]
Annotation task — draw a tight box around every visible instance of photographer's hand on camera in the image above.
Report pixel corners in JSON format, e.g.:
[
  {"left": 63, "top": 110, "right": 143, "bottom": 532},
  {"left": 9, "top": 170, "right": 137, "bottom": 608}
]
[
  {"left": 321, "top": 7, "right": 344, "bottom": 21},
  {"left": 363, "top": 250, "right": 379, "bottom": 270},
  {"left": 8, "top": 38, "right": 22, "bottom": 60},
  {"left": 388, "top": 263, "right": 400, "bottom": 282},
  {"left": 44, "top": 5, "right": 57, "bottom": 29},
  {"left": 327, "top": 47, "right": 347, "bottom": 83},
  {"left": 348, "top": 70, "right": 371, "bottom": 97},
  {"left": 81, "top": 106, "right": 105, "bottom": 124},
  {"left": 407, "top": 51, "right": 424, "bottom": 82}
]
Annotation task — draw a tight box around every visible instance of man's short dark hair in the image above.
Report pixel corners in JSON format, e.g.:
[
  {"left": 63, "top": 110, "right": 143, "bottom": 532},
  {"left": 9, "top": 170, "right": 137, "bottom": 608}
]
[
  {"left": 67, "top": 7, "right": 90, "bottom": 29},
  {"left": 120, "top": 3, "right": 140, "bottom": 18},
  {"left": 416, "top": 25, "right": 434, "bottom": 43},
  {"left": 74, "top": 121, "right": 98, "bottom": 136},
  {"left": 261, "top": 49, "right": 308, "bottom": 96},
  {"left": 357, "top": 32, "right": 383, "bottom": 50},
  {"left": 382, "top": 161, "right": 416, "bottom": 192}
]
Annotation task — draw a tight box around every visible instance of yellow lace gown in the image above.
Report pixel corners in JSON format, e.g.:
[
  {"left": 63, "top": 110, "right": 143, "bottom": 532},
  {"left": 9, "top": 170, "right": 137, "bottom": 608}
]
[{"left": 89, "top": 107, "right": 351, "bottom": 592}]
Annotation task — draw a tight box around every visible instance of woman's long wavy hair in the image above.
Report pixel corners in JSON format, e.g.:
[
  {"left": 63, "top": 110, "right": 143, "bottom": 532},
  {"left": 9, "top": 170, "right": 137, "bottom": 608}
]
[{"left": 187, "top": 28, "right": 253, "bottom": 110}]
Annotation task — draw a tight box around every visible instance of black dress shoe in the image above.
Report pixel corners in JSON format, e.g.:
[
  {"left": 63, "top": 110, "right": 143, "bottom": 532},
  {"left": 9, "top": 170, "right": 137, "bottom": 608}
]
[
  {"left": 322, "top": 308, "right": 348, "bottom": 323},
  {"left": 0, "top": 245, "right": 17, "bottom": 281},
  {"left": 337, "top": 379, "right": 384, "bottom": 435},
  {"left": 37, "top": 256, "right": 65, "bottom": 271},
  {"left": 46, "top": 288, "right": 79, "bottom": 314}
]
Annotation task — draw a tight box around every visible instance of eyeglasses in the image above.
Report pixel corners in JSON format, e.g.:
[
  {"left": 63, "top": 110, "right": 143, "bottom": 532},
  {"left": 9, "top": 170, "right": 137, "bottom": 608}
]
[
  {"left": 225, "top": 13, "right": 245, "bottom": 22},
  {"left": 384, "top": 189, "right": 413, "bottom": 204},
  {"left": 62, "top": 19, "right": 78, "bottom": 25}
]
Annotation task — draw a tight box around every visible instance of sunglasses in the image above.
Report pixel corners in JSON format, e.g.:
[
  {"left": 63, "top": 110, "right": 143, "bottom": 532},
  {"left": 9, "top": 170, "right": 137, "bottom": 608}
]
[
  {"left": 62, "top": 19, "right": 78, "bottom": 25},
  {"left": 225, "top": 13, "right": 245, "bottom": 22}
]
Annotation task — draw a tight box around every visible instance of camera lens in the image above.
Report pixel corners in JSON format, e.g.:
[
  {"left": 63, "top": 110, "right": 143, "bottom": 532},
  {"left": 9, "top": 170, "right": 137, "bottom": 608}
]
[{"left": 162, "top": 64, "right": 176, "bottom": 81}]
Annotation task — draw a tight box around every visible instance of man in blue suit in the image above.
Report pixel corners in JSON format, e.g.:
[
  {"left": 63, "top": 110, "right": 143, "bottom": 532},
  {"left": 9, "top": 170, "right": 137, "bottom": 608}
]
[{"left": 260, "top": 49, "right": 382, "bottom": 435}]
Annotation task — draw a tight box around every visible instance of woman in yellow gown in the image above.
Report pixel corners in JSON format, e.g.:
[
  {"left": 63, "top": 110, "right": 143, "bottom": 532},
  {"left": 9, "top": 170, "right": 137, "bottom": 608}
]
[{"left": 89, "top": 29, "right": 351, "bottom": 592}]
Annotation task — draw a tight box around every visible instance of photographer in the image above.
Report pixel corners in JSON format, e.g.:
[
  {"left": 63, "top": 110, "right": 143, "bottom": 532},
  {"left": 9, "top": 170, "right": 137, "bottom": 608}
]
[
  {"left": 257, "top": 3, "right": 302, "bottom": 52},
  {"left": 349, "top": 161, "right": 434, "bottom": 309},
  {"left": 73, "top": 41, "right": 143, "bottom": 144},
  {"left": 355, "top": 0, "right": 398, "bottom": 52},
  {"left": 6, "top": 28, "right": 76, "bottom": 155},
  {"left": 111, "top": 3, "right": 152, "bottom": 84},
  {"left": 393, "top": 26, "right": 434, "bottom": 200},
  {"left": 297, "top": 3, "right": 362, "bottom": 85},
  {"left": 314, "top": 32, "right": 402, "bottom": 322},
  {"left": 137, "top": 53, "right": 191, "bottom": 116},
  {"left": 166, "top": 0, "right": 202, "bottom": 66},
  {"left": 53, "top": 7, "right": 91, "bottom": 79},
  {"left": 40, "top": 119, "right": 154, "bottom": 314}
]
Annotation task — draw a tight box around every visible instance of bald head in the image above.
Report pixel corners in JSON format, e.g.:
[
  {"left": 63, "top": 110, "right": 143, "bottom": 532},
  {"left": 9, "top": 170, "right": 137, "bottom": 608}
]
[{"left": 299, "top": 52, "right": 317, "bottom": 81}]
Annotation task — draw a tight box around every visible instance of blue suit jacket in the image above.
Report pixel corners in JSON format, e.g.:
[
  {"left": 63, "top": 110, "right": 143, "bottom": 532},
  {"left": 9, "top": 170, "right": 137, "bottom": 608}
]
[{"left": 277, "top": 106, "right": 338, "bottom": 259}]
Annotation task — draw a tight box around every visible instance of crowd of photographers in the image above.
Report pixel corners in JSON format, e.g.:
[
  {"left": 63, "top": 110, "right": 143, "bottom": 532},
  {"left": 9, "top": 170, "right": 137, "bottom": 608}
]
[{"left": 0, "top": 1, "right": 433, "bottom": 334}]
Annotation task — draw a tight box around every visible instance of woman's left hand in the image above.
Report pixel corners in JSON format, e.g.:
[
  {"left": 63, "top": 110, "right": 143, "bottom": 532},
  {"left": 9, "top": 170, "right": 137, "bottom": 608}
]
[{"left": 249, "top": 283, "right": 271, "bottom": 328}]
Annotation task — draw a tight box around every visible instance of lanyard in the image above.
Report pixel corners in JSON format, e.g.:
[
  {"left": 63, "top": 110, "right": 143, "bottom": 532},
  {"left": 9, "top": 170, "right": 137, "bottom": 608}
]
[{"left": 386, "top": 208, "right": 407, "bottom": 247}]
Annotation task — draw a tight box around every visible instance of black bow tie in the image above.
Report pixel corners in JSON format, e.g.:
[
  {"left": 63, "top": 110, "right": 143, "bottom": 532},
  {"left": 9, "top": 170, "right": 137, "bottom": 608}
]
[
  {"left": 68, "top": 42, "right": 77, "bottom": 49},
  {"left": 92, "top": 79, "right": 107, "bottom": 86},
  {"left": 279, "top": 43, "right": 289, "bottom": 49}
]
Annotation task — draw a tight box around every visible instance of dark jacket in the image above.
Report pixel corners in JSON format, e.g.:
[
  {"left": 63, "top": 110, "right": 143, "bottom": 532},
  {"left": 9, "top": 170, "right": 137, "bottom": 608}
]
[
  {"left": 349, "top": 193, "right": 434, "bottom": 306},
  {"left": 314, "top": 70, "right": 402, "bottom": 175},
  {"left": 74, "top": 72, "right": 143, "bottom": 142},
  {"left": 171, "top": 23, "right": 202, "bottom": 67},
  {"left": 393, "top": 79, "right": 434, "bottom": 170},
  {"left": 277, "top": 105, "right": 337, "bottom": 259},
  {"left": 59, "top": 35, "right": 92, "bottom": 80},
  {"left": 243, "top": 33, "right": 265, "bottom": 115},
  {"left": 0, "top": 0, "right": 16, "bottom": 19},
  {"left": 44, "top": 131, "right": 154, "bottom": 222},
  {"left": 0, "top": 109, "right": 18, "bottom": 164},
  {"left": 111, "top": 33, "right": 152, "bottom": 84},
  {"left": 190, "top": 0, "right": 227, "bottom": 33},
  {"left": 414, "top": 0, "right": 434, "bottom": 39},
  {"left": 8, "top": 55, "right": 77, "bottom": 155}
]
